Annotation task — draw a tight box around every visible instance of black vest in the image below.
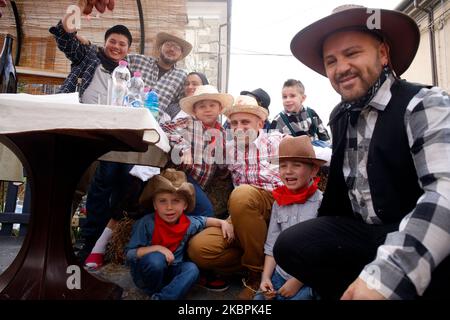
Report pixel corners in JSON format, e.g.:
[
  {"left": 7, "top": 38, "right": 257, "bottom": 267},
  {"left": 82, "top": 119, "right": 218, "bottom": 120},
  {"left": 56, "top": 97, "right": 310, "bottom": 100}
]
[{"left": 319, "top": 80, "right": 427, "bottom": 224}]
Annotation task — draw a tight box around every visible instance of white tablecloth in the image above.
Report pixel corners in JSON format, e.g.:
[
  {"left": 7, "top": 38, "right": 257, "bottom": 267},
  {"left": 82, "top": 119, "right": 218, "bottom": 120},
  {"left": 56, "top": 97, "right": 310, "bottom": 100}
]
[{"left": 0, "top": 93, "right": 170, "bottom": 180}]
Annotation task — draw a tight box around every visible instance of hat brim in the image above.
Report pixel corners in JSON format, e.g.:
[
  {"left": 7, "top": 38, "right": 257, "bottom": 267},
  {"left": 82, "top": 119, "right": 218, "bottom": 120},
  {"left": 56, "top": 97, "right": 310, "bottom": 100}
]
[
  {"left": 180, "top": 93, "right": 234, "bottom": 117},
  {"left": 223, "top": 106, "right": 269, "bottom": 122},
  {"left": 139, "top": 175, "right": 196, "bottom": 213},
  {"left": 290, "top": 8, "right": 420, "bottom": 76},
  {"left": 278, "top": 156, "right": 327, "bottom": 167},
  {"left": 156, "top": 32, "right": 193, "bottom": 60}
]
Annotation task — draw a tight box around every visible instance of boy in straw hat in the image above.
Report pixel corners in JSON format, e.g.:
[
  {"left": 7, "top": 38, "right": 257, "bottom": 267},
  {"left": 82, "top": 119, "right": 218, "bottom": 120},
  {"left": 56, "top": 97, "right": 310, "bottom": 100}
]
[
  {"left": 125, "top": 169, "right": 234, "bottom": 300},
  {"left": 274, "top": 5, "right": 450, "bottom": 300},
  {"left": 255, "top": 135, "right": 330, "bottom": 300},
  {"left": 188, "top": 95, "right": 285, "bottom": 300},
  {"left": 161, "top": 84, "right": 233, "bottom": 218}
]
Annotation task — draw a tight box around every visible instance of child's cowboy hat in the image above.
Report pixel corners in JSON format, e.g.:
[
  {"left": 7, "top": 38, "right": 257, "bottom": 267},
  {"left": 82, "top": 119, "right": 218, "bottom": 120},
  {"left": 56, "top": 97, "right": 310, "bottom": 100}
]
[
  {"left": 179, "top": 85, "right": 234, "bottom": 117},
  {"left": 139, "top": 168, "right": 196, "bottom": 213},
  {"left": 278, "top": 135, "right": 329, "bottom": 166},
  {"left": 156, "top": 32, "right": 193, "bottom": 60},
  {"left": 290, "top": 4, "right": 420, "bottom": 77},
  {"left": 223, "top": 95, "right": 269, "bottom": 121}
]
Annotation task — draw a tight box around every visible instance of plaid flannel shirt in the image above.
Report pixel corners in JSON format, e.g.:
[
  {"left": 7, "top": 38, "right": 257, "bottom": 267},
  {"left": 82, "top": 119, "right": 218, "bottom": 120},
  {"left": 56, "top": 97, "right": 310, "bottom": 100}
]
[
  {"left": 269, "top": 106, "right": 330, "bottom": 142},
  {"left": 127, "top": 54, "right": 187, "bottom": 119},
  {"left": 343, "top": 75, "right": 450, "bottom": 299},
  {"left": 226, "top": 130, "right": 284, "bottom": 191},
  {"left": 49, "top": 21, "right": 100, "bottom": 97},
  {"left": 161, "top": 117, "right": 225, "bottom": 189}
]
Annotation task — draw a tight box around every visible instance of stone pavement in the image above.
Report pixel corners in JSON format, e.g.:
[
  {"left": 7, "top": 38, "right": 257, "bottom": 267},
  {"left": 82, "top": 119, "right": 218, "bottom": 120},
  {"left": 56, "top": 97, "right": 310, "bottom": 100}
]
[{"left": 0, "top": 236, "right": 243, "bottom": 300}]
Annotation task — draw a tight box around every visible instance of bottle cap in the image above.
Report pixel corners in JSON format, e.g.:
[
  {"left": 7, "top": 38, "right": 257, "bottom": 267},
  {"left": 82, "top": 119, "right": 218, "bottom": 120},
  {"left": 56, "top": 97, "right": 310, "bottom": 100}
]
[
  {"left": 133, "top": 71, "right": 142, "bottom": 77},
  {"left": 119, "top": 60, "right": 128, "bottom": 67},
  {"left": 143, "top": 87, "right": 150, "bottom": 93}
]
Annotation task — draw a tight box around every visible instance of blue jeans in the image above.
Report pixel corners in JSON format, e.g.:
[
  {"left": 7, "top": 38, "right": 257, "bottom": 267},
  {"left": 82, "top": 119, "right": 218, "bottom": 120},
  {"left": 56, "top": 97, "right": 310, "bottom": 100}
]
[
  {"left": 130, "top": 252, "right": 199, "bottom": 300},
  {"left": 82, "top": 161, "right": 133, "bottom": 242},
  {"left": 254, "top": 270, "right": 317, "bottom": 300},
  {"left": 187, "top": 175, "right": 214, "bottom": 217}
]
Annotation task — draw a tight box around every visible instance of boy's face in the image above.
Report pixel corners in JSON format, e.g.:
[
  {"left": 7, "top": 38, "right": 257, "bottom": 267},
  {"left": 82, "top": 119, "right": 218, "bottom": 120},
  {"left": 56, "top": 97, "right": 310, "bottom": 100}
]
[
  {"left": 193, "top": 99, "right": 222, "bottom": 127},
  {"left": 229, "top": 112, "right": 264, "bottom": 145},
  {"left": 282, "top": 86, "right": 306, "bottom": 114},
  {"left": 279, "top": 159, "right": 319, "bottom": 192},
  {"left": 104, "top": 33, "right": 130, "bottom": 62},
  {"left": 153, "top": 192, "right": 188, "bottom": 225}
]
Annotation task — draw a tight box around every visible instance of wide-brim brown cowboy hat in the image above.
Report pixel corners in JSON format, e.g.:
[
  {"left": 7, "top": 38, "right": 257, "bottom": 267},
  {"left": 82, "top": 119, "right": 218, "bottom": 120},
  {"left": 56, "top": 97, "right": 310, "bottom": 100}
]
[
  {"left": 277, "top": 135, "right": 329, "bottom": 167},
  {"left": 139, "top": 169, "right": 196, "bottom": 213},
  {"left": 156, "top": 32, "right": 193, "bottom": 60},
  {"left": 290, "top": 5, "right": 420, "bottom": 77}
]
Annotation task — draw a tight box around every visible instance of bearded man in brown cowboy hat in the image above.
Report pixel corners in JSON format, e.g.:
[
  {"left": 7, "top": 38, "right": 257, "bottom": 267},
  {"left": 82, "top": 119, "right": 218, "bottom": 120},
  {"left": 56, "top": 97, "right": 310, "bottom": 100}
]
[{"left": 274, "top": 5, "right": 450, "bottom": 300}]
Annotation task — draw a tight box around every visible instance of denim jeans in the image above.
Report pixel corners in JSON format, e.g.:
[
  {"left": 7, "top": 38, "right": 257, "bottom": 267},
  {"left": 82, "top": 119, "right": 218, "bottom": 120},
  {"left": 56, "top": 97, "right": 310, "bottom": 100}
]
[
  {"left": 254, "top": 270, "right": 316, "bottom": 300},
  {"left": 187, "top": 175, "right": 214, "bottom": 217},
  {"left": 130, "top": 252, "right": 199, "bottom": 300},
  {"left": 82, "top": 161, "right": 133, "bottom": 243}
]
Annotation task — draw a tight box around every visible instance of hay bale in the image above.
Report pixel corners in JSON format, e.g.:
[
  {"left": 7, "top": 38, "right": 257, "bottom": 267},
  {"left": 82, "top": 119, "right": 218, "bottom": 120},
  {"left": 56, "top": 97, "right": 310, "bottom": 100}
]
[{"left": 105, "top": 217, "right": 134, "bottom": 265}]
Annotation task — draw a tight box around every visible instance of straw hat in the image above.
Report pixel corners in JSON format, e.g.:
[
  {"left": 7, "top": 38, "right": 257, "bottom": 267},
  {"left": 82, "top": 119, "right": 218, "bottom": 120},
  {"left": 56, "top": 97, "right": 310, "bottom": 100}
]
[
  {"left": 290, "top": 5, "right": 420, "bottom": 76},
  {"left": 278, "top": 136, "right": 329, "bottom": 166},
  {"left": 223, "top": 95, "right": 269, "bottom": 121},
  {"left": 179, "top": 85, "right": 234, "bottom": 116},
  {"left": 156, "top": 32, "right": 193, "bottom": 60},
  {"left": 139, "top": 169, "right": 195, "bottom": 213}
]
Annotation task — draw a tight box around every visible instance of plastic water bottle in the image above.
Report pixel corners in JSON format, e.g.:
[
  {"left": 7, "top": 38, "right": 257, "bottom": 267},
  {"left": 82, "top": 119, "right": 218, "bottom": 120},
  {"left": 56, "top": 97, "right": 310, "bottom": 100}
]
[
  {"left": 144, "top": 87, "right": 159, "bottom": 121},
  {"left": 126, "top": 71, "right": 145, "bottom": 108},
  {"left": 110, "top": 60, "right": 130, "bottom": 106}
]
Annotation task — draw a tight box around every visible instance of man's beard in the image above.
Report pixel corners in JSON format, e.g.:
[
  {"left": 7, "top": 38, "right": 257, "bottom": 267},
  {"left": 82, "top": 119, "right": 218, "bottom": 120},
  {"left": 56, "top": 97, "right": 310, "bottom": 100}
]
[{"left": 159, "top": 53, "right": 177, "bottom": 66}]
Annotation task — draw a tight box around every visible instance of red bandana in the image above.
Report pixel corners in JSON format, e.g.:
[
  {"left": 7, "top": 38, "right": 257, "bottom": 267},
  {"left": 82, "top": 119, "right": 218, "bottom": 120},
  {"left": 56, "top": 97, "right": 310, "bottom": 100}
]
[
  {"left": 272, "top": 177, "right": 320, "bottom": 206},
  {"left": 151, "top": 212, "right": 191, "bottom": 252}
]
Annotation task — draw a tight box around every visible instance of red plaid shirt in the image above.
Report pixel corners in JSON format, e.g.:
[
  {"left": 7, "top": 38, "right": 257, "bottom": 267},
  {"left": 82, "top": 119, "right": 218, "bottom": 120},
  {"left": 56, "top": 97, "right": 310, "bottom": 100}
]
[
  {"left": 226, "top": 130, "right": 284, "bottom": 191},
  {"left": 161, "top": 117, "right": 226, "bottom": 188}
]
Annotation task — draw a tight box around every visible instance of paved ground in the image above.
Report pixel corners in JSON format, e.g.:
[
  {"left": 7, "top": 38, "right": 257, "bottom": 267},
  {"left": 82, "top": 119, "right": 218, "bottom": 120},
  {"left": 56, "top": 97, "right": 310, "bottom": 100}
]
[{"left": 0, "top": 236, "right": 242, "bottom": 300}]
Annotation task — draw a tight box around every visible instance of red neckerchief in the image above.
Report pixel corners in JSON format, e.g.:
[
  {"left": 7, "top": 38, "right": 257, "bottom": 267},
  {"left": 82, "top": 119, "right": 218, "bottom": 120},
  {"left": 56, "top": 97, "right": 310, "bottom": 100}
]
[
  {"left": 151, "top": 212, "right": 191, "bottom": 253},
  {"left": 272, "top": 177, "right": 320, "bottom": 206}
]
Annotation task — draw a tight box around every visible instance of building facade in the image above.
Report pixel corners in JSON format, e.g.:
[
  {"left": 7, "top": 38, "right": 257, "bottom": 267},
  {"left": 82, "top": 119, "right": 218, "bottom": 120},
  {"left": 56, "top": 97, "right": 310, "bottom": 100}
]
[{"left": 397, "top": 0, "right": 449, "bottom": 91}]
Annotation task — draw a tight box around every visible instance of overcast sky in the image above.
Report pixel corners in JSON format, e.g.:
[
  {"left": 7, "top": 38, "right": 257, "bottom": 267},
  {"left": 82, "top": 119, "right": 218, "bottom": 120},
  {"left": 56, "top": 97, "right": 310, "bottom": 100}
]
[{"left": 228, "top": 0, "right": 402, "bottom": 126}]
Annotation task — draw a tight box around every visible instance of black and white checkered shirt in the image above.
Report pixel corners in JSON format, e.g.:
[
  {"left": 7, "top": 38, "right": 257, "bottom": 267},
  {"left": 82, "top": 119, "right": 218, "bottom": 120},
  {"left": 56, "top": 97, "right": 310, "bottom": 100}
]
[
  {"left": 346, "top": 75, "right": 450, "bottom": 299},
  {"left": 269, "top": 106, "right": 330, "bottom": 142}
]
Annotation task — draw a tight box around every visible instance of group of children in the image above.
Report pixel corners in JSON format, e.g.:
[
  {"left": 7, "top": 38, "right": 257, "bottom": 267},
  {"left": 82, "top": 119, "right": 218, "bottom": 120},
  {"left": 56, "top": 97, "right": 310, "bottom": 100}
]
[
  {"left": 112, "top": 79, "right": 331, "bottom": 300},
  {"left": 78, "top": 63, "right": 329, "bottom": 299}
]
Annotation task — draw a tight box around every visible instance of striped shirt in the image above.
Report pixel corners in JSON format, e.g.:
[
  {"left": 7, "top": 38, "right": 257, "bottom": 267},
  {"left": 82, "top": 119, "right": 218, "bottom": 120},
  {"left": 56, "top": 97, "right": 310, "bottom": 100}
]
[
  {"left": 226, "top": 130, "right": 284, "bottom": 191},
  {"left": 161, "top": 117, "right": 225, "bottom": 189},
  {"left": 347, "top": 75, "right": 450, "bottom": 299}
]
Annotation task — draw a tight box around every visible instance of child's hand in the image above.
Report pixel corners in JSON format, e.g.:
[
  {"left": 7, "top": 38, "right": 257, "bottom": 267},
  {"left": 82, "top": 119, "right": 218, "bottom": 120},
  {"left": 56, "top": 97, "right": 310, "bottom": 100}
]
[
  {"left": 220, "top": 220, "right": 234, "bottom": 242},
  {"left": 278, "top": 277, "right": 303, "bottom": 298},
  {"left": 260, "top": 279, "right": 276, "bottom": 300},
  {"left": 156, "top": 246, "right": 175, "bottom": 265}
]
